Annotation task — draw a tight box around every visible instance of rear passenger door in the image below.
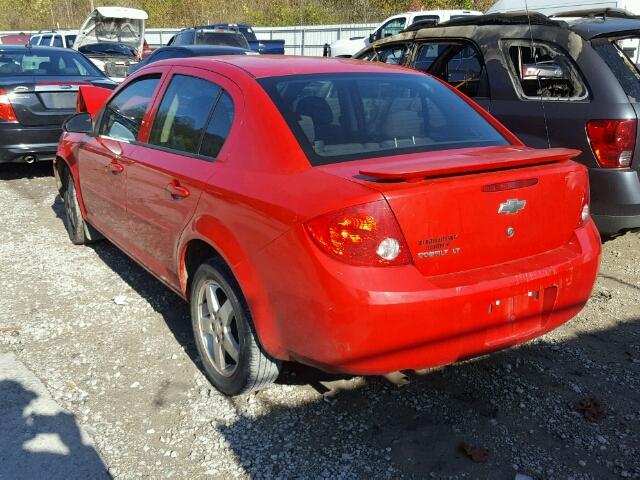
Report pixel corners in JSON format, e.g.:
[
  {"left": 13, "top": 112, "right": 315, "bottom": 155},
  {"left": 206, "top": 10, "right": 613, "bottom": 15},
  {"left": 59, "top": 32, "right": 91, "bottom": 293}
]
[{"left": 125, "top": 67, "right": 238, "bottom": 288}]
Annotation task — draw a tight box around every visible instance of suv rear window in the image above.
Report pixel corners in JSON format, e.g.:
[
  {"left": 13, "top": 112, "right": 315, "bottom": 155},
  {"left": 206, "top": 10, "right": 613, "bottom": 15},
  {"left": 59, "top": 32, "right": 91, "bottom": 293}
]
[
  {"left": 592, "top": 37, "right": 640, "bottom": 101},
  {"left": 259, "top": 73, "right": 507, "bottom": 166}
]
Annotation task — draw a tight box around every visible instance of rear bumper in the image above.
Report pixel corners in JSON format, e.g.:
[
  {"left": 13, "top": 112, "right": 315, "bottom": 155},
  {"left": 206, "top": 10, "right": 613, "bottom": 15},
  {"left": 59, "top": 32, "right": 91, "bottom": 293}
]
[
  {"left": 589, "top": 167, "right": 640, "bottom": 233},
  {"left": 0, "top": 123, "right": 61, "bottom": 163},
  {"left": 257, "top": 221, "right": 601, "bottom": 375}
]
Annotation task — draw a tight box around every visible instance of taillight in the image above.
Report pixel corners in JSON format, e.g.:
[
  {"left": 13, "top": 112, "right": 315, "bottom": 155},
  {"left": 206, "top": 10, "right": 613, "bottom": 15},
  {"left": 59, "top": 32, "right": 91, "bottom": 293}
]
[
  {"left": 0, "top": 88, "right": 17, "bottom": 123},
  {"left": 305, "top": 200, "right": 412, "bottom": 267},
  {"left": 586, "top": 119, "right": 636, "bottom": 168}
]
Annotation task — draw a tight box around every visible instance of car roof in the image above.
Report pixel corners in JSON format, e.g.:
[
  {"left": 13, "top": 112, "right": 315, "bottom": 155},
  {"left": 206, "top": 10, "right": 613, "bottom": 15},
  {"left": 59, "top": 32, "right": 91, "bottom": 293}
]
[
  {"left": 565, "top": 17, "right": 640, "bottom": 39},
  {"left": 406, "top": 10, "right": 640, "bottom": 40},
  {"left": 167, "top": 55, "right": 419, "bottom": 79}
]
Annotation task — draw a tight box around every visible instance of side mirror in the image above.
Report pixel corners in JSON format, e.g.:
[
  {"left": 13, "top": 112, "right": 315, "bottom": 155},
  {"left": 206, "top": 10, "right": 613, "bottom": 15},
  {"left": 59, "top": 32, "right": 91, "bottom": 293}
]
[
  {"left": 368, "top": 33, "right": 375, "bottom": 43},
  {"left": 63, "top": 112, "right": 92, "bottom": 134},
  {"left": 521, "top": 63, "right": 563, "bottom": 80}
]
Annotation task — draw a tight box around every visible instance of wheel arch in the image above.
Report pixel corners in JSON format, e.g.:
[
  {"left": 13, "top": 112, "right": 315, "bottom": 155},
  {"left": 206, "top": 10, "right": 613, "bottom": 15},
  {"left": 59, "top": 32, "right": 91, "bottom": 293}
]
[{"left": 179, "top": 220, "right": 289, "bottom": 360}]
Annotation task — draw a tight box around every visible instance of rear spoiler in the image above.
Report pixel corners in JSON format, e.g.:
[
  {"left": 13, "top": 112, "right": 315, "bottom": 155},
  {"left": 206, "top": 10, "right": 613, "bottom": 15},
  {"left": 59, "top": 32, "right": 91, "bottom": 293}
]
[
  {"left": 76, "top": 85, "right": 113, "bottom": 118},
  {"left": 359, "top": 146, "right": 581, "bottom": 182}
]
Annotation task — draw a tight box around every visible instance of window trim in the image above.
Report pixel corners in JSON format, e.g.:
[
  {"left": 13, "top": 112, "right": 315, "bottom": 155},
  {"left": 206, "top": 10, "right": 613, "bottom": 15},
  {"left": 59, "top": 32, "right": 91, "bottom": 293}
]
[{"left": 500, "top": 39, "right": 590, "bottom": 102}]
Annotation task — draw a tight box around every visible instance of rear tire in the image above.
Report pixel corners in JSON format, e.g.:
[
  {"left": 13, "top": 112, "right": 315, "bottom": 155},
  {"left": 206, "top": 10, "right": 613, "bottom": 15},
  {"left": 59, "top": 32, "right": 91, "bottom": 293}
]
[
  {"left": 190, "top": 259, "right": 281, "bottom": 396},
  {"left": 62, "top": 171, "right": 102, "bottom": 245}
]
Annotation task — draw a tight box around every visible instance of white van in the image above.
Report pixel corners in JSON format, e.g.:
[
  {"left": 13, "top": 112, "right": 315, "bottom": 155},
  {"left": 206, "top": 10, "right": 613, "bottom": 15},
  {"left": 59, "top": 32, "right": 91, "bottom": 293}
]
[
  {"left": 487, "top": 0, "right": 640, "bottom": 16},
  {"left": 30, "top": 31, "right": 78, "bottom": 48},
  {"left": 328, "top": 10, "right": 482, "bottom": 57}
]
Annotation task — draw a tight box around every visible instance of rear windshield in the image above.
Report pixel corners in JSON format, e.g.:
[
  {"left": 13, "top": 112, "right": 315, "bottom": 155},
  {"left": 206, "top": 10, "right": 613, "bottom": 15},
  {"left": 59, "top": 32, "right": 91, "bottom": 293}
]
[
  {"left": 592, "top": 37, "right": 640, "bottom": 101},
  {"left": 78, "top": 43, "right": 135, "bottom": 57},
  {"left": 259, "top": 73, "right": 508, "bottom": 165},
  {"left": 194, "top": 31, "right": 250, "bottom": 49},
  {"left": 0, "top": 49, "right": 102, "bottom": 76}
]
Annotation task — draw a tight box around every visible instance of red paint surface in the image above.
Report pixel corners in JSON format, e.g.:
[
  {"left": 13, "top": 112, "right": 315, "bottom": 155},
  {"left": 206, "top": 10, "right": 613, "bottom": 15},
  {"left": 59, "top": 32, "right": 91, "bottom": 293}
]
[{"left": 56, "top": 57, "right": 601, "bottom": 373}]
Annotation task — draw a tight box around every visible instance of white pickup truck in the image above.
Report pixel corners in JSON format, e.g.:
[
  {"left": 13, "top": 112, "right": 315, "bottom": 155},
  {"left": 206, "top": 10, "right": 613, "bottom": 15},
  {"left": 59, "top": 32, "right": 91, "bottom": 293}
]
[{"left": 327, "top": 10, "right": 482, "bottom": 57}]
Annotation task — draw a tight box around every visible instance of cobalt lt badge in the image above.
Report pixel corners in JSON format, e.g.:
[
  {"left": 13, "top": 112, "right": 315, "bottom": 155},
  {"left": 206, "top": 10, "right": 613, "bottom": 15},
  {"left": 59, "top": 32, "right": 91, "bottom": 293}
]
[{"left": 498, "top": 198, "right": 526, "bottom": 215}]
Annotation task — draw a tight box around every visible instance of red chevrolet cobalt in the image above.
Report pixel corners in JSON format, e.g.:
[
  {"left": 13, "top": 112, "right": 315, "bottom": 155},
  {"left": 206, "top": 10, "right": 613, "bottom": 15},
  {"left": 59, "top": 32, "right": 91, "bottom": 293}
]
[{"left": 54, "top": 56, "right": 600, "bottom": 396}]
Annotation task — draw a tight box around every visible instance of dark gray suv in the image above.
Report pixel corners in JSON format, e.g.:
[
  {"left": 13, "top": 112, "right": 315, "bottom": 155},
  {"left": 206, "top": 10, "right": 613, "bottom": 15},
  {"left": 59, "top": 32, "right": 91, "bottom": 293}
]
[{"left": 355, "top": 11, "right": 640, "bottom": 234}]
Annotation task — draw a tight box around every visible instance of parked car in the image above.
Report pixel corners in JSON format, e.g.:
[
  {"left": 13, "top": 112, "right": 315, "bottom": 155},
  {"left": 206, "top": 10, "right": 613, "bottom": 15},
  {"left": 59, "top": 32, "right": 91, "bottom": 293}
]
[
  {"left": 54, "top": 56, "right": 599, "bottom": 395},
  {"left": 0, "top": 33, "right": 30, "bottom": 45},
  {"left": 127, "top": 45, "right": 253, "bottom": 76},
  {"left": 355, "top": 11, "right": 640, "bottom": 234},
  {"left": 0, "top": 45, "right": 115, "bottom": 164},
  {"left": 30, "top": 30, "right": 78, "bottom": 48},
  {"left": 167, "top": 28, "right": 250, "bottom": 50},
  {"left": 326, "top": 9, "right": 481, "bottom": 57},
  {"left": 73, "top": 7, "right": 148, "bottom": 81},
  {"left": 200, "top": 24, "right": 285, "bottom": 54}
]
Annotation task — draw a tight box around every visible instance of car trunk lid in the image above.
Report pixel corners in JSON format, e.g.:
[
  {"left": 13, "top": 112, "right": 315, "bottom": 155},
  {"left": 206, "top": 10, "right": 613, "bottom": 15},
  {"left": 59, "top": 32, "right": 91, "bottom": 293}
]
[
  {"left": 3, "top": 77, "right": 92, "bottom": 126},
  {"left": 320, "top": 145, "right": 587, "bottom": 276}
]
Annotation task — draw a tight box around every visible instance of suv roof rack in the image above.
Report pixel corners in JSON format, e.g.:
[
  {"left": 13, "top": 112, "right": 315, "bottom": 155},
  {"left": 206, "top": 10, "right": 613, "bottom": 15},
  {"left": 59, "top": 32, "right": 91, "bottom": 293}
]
[
  {"left": 551, "top": 8, "right": 639, "bottom": 19},
  {"left": 403, "top": 11, "right": 565, "bottom": 32}
]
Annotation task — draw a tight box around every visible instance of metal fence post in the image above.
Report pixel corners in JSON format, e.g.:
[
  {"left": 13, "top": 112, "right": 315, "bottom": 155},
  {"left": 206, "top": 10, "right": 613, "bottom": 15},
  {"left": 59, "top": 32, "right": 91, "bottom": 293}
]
[{"left": 300, "top": 28, "right": 305, "bottom": 56}]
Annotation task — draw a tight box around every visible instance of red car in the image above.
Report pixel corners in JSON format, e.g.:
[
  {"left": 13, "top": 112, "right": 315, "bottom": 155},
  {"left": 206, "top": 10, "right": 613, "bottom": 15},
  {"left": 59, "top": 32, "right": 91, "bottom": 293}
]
[{"left": 54, "top": 56, "right": 601, "bottom": 396}]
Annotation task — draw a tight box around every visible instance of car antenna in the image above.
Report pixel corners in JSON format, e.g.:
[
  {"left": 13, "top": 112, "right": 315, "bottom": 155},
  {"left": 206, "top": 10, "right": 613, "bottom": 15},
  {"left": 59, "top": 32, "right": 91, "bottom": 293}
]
[{"left": 523, "top": 0, "right": 551, "bottom": 149}]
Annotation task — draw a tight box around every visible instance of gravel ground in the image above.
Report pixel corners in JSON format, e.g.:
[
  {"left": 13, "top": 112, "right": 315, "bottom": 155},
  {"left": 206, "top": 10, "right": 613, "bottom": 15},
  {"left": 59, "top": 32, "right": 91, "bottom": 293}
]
[{"left": 0, "top": 162, "right": 639, "bottom": 480}]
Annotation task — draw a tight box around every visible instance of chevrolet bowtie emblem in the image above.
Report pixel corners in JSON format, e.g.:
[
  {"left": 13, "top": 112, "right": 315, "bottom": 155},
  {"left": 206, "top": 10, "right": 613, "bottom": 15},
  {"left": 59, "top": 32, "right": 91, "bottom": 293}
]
[{"left": 498, "top": 198, "right": 526, "bottom": 215}]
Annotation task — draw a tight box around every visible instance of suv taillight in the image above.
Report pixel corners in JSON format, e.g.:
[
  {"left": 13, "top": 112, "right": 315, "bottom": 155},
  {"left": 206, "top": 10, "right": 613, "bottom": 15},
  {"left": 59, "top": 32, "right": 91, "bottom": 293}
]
[
  {"left": 0, "top": 88, "right": 17, "bottom": 123},
  {"left": 305, "top": 200, "right": 412, "bottom": 267},
  {"left": 586, "top": 119, "right": 636, "bottom": 168}
]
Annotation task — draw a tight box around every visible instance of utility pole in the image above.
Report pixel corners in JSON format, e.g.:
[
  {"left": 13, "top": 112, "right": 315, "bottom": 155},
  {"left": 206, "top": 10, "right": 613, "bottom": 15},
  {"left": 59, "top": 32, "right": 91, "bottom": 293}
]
[{"left": 89, "top": 0, "right": 95, "bottom": 11}]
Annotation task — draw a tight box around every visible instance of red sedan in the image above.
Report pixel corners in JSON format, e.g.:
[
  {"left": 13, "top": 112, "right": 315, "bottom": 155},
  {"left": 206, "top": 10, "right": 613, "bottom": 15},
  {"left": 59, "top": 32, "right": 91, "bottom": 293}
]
[{"left": 54, "top": 56, "right": 600, "bottom": 396}]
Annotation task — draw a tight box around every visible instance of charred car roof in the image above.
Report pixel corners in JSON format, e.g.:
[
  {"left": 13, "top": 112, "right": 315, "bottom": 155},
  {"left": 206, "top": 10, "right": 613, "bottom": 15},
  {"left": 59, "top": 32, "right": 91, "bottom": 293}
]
[{"left": 399, "top": 11, "right": 640, "bottom": 41}]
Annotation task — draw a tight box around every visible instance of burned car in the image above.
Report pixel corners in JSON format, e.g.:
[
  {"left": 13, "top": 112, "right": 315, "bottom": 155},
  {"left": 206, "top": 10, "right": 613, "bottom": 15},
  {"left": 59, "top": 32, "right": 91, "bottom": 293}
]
[
  {"left": 73, "top": 7, "right": 148, "bottom": 82},
  {"left": 355, "top": 11, "right": 640, "bottom": 234}
]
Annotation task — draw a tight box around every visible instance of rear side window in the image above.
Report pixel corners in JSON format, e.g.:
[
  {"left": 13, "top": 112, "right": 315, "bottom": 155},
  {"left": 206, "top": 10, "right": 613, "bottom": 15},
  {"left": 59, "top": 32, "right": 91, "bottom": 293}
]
[
  {"left": 52, "top": 36, "right": 63, "bottom": 48},
  {"left": 363, "top": 44, "right": 408, "bottom": 65},
  {"left": 415, "top": 41, "right": 489, "bottom": 99},
  {"left": 66, "top": 35, "right": 76, "bottom": 48},
  {"left": 41, "top": 35, "right": 52, "bottom": 46},
  {"left": 200, "top": 92, "right": 234, "bottom": 158},
  {"left": 149, "top": 75, "right": 222, "bottom": 155},
  {"left": 99, "top": 76, "right": 160, "bottom": 141},
  {"left": 259, "top": 73, "right": 508, "bottom": 165},
  {"left": 502, "top": 40, "right": 588, "bottom": 101}
]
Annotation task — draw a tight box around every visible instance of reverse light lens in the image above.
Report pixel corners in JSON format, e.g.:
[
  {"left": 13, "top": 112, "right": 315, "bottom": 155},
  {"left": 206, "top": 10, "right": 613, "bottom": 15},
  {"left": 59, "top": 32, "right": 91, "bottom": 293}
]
[
  {"left": 581, "top": 204, "right": 590, "bottom": 224},
  {"left": 0, "top": 88, "right": 17, "bottom": 123},
  {"left": 376, "top": 237, "right": 401, "bottom": 261},
  {"left": 586, "top": 119, "right": 636, "bottom": 168},
  {"left": 305, "top": 200, "right": 411, "bottom": 266}
]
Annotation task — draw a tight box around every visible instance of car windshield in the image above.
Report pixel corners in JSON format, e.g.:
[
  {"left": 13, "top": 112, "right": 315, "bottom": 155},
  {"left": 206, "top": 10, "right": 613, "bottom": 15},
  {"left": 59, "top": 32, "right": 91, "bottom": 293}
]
[
  {"left": 0, "top": 49, "right": 103, "bottom": 76},
  {"left": 259, "top": 73, "right": 508, "bottom": 165}
]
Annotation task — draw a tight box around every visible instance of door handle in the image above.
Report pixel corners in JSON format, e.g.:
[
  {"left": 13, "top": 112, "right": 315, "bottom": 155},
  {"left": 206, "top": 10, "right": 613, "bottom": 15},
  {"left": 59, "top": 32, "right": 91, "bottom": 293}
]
[
  {"left": 108, "top": 160, "right": 124, "bottom": 174},
  {"left": 165, "top": 180, "right": 190, "bottom": 199}
]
